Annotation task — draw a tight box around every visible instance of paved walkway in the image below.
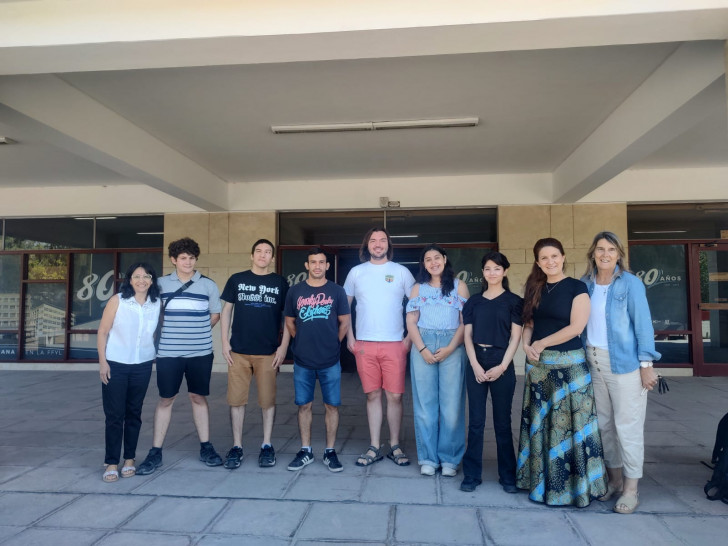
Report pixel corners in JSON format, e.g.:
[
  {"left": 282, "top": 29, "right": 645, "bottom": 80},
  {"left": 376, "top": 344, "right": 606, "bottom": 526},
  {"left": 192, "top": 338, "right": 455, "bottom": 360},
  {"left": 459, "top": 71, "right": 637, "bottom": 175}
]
[{"left": 0, "top": 369, "right": 727, "bottom": 545}]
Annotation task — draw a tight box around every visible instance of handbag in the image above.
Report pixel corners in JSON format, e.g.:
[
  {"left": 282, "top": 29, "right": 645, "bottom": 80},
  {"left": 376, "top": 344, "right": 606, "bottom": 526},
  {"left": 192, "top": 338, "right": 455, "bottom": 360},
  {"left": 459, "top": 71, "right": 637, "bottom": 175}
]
[{"left": 153, "top": 279, "right": 194, "bottom": 351}]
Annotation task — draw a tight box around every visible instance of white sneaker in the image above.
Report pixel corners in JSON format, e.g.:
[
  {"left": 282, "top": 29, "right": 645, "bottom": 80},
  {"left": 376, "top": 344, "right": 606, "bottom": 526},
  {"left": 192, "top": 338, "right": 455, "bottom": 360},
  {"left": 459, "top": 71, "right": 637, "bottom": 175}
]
[
  {"left": 421, "top": 464, "right": 436, "bottom": 476},
  {"left": 441, "top": 466, "right": 457, "bottom": 477}
]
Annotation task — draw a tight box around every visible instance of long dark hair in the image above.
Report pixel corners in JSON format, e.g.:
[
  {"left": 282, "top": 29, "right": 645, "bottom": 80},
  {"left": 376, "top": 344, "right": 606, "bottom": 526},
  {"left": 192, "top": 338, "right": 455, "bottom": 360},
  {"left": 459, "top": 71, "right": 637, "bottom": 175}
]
[
  {"left": 416, "top": 244, "right": 455, "bottom": 297},
  {"left": 120, "top": 262, "right": 160, "bottom": 302},
  {"left": 522, "top": 238, "right": 565, "bottom": 324},
  {"left": 480, "top": 251, "right": 511, "bottom": 293},
  {"left": 359, "top": 227, "right": 394, "bottom": 263}
]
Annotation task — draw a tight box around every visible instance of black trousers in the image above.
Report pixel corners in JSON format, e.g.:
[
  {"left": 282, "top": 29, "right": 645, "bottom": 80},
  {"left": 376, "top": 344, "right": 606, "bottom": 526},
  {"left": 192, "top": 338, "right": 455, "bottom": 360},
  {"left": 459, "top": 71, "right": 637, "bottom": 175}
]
[
  {"left": 102, "top": 360, "right": 153, "bottom": 465},
  {"left": 462, "top": 346, "right": 517, "bottom": 485}
]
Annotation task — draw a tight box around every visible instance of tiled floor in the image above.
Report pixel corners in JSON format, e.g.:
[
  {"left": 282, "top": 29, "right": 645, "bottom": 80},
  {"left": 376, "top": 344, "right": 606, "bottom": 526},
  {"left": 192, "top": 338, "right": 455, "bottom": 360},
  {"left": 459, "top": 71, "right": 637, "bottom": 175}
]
[{"left": 0, "top": 370, "right": 726, "bottom": 545}]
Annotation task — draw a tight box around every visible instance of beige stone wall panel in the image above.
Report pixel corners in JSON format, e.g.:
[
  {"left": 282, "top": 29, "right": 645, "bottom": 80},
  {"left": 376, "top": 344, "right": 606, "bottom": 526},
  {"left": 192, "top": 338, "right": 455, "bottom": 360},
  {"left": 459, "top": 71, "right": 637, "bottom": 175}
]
[
  {"left": 203, "top": 253, "right": 251, "bottom": 269},
  {"left": 209, "top": 213, "right": 230, "bottom": 254},
  {"left": 164, "top": 213, "right": 211, "bottom": 254},
  {"left": 507, "top": 263, "right": 534, "bottom": 296},
  {"left": 498, "top": 248, "right": 526, "bottom": 264},
  {"left": 572, "top": 203, "right": 627, "bottom": 249},
  {"left": 549, "top": 204, "right": 574, "bottom": 248},
  {"left": 228, "top": 212, "right": 277, "bottom": 256},
  {"left": 498, "top": 205, "right": 550, "bottom": 250}
]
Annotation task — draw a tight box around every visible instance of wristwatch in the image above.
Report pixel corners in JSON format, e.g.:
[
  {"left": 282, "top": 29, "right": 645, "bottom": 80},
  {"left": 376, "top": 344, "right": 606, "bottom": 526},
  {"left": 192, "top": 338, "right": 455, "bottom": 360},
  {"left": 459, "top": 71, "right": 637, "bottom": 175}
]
[{"left": 640, "top": 361, "right": 653, "bottom": 368}]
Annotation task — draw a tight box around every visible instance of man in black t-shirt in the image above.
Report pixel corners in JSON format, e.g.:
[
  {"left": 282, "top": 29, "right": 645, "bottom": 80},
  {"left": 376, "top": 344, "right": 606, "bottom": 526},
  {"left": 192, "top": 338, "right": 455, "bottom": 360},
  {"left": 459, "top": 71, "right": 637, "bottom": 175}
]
[
  {"left": 284, "top": 248, "right": 350, "bottom": 472},
  {"left": 220, "top": 239, "right": 290, "bottom": 469}
]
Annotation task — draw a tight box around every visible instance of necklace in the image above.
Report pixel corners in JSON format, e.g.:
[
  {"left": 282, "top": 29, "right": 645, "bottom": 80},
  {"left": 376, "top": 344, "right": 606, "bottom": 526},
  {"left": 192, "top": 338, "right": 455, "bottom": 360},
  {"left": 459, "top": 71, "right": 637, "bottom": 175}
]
[
  {"left": 597, "top": 273, "right": 614, "bottom": 296},
  {"left": 545, "top": 280, "right": 562, "bottom": 294}
]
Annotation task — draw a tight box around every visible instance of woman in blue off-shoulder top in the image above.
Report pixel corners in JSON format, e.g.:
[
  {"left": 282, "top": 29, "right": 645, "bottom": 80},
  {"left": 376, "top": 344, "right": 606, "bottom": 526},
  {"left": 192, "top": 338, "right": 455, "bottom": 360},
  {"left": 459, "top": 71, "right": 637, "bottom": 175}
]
[{"left": 406, "top": 244, "right": 469, "bottom": 477}]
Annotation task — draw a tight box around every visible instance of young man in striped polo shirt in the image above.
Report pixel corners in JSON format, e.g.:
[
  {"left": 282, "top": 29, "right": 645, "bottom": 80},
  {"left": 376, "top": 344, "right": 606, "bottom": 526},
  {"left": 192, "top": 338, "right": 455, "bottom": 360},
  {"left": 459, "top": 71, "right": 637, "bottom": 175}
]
[{"left": 137, "top": 237, "right": 223, "bottom": 475}]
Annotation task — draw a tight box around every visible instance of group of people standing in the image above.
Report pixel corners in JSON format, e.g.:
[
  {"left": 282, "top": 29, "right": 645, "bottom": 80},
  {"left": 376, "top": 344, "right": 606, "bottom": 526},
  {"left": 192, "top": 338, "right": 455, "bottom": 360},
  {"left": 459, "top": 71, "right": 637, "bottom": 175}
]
[{"left": 98, "top": 227, "right": 660, "bottom": 514}]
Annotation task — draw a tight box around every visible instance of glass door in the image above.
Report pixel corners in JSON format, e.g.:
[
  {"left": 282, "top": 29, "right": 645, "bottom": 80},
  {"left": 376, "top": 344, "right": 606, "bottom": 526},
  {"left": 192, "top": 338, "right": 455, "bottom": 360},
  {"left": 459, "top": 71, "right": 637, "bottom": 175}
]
[{"left": 692, "top": 243, "right": 728, "bottom": 376}]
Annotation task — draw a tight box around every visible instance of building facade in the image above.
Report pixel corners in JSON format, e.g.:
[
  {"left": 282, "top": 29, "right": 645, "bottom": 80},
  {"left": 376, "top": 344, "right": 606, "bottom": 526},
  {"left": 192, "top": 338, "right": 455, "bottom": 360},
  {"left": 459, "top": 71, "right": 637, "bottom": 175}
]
[{"left": 1, "top": 2, "right": 727, "bottom": 374}]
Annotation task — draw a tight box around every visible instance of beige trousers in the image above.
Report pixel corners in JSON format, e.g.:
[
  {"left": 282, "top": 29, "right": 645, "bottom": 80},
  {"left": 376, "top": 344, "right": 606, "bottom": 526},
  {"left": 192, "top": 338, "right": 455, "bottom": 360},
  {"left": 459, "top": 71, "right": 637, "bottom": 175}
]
[{"left": 586, "top": 345, "right": 647, "bottom": 479}]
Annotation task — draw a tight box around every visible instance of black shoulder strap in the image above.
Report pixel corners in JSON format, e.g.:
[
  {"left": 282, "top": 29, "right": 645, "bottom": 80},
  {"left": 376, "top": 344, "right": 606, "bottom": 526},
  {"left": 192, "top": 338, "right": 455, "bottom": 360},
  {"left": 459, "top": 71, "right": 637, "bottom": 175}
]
[{"left": 163, "top": 279, "right": 194, "bottom": 310}]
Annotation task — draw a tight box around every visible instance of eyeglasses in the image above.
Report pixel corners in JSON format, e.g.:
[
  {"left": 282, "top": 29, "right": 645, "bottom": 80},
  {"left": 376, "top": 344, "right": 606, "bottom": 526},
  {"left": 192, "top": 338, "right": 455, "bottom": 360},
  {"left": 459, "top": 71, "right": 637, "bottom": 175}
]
[{"left": 131, "top": 274, "right": 153, "bottom": 281}]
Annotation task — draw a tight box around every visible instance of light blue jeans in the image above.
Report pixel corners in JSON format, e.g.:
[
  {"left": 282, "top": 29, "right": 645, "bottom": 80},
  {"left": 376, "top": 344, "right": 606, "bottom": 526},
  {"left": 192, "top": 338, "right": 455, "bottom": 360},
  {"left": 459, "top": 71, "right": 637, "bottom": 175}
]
[{"left": 410, "top": 328, "right": 466, "bottom": 469}]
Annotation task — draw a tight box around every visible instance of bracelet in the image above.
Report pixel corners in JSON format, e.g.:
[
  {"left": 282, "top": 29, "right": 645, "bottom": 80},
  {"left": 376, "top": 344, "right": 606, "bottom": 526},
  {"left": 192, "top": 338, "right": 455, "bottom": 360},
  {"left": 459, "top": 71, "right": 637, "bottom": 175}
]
[{"left": 419, "top": 346, "right": 427, "bottom": 353}]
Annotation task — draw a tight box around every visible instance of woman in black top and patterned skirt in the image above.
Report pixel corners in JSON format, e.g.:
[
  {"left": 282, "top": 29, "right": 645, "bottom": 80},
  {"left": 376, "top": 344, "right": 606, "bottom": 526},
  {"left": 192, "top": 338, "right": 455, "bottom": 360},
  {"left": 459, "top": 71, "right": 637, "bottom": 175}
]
[
  {"left": 516, "top": 238, "right": 607, "bottom": 507},
  {"left": 460, "top": 252, "right": 523, "bottom": 493}
]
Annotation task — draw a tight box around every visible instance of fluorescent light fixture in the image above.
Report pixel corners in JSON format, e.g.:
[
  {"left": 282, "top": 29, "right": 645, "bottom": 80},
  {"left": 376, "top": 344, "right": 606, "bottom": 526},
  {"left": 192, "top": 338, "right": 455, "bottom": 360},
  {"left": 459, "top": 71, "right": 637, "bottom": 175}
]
[
  {"left": 272, "top": 122, "right": 372, "bottom": 134},
  {"left": 390, "top": 234, "right": 419, "bottom": 238},
  {"left": 632, "top": 230, "right": 687, "bottom": 234},
  {"left": 271, "top": 117, "right": 478, "bottom": 134},
  {"left": 96, "top": 216, "right": 118, "bottom": 220},
  {"left": 74, "top": 217, "right": 94, "bottom": 220},
  {"left": 374, "top": 118, "right": 478, "bottom": 130}
]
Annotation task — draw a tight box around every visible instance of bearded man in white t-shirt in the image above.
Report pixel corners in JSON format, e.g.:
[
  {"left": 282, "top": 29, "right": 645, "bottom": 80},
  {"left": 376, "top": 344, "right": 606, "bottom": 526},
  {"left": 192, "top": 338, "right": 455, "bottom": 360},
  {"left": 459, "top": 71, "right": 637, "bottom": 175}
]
[{"left": 344, "top": 227, "right": 415, "bottom": 468}]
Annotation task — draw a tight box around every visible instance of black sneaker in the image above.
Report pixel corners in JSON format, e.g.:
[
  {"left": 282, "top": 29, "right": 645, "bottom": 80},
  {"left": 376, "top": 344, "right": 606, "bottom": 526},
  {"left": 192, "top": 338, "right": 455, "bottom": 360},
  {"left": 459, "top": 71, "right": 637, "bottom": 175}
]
[
  {"left": 499, "top": 479, "right": 518, "bottom": 494},
  {"left": 287, "top": 449, "right": 314, "bottom": 471},
  {"left": 224, "top": 446, "right": 243, "bottom": 469},
  {"left": 459, "top": 477, "right": 482, "bottom": 492},
  {"left": 136, "top": 448, "right": 163, "bottom": 475},
  {"left": 258, "top": 445, "right": 276, "bottom": 467},
  {"left": 200, "top": 443, "right": 223, "bottom": 467},
  {"left": 323, "top": 449, "right": 343, "bottom": 473}
]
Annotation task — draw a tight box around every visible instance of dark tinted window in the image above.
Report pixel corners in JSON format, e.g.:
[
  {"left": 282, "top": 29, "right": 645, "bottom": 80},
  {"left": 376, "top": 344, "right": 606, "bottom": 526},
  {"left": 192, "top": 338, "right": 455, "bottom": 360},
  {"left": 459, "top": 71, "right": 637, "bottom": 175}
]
[
  {"left": 95, "top": 216, "right": 164, "bottom": 248},
  {"left": 5, "top": 218, "right": 93, "bottom": 249},
  {"left": 629, "top": 204, "right": 728, "bottom": 240}
]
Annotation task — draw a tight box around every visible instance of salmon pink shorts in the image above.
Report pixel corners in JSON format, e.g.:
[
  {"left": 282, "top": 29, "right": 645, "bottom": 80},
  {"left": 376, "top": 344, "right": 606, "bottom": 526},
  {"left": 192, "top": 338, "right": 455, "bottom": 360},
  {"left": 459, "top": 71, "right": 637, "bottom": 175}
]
[{"left": 353, "top": 340, "right": 408, "bottom": 394}]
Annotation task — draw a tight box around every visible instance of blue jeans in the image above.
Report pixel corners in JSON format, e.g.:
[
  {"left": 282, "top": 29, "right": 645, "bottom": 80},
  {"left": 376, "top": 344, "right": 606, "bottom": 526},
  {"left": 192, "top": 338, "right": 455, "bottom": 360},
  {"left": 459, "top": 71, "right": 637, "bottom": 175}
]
[
  {"left": 462, "top": 346, "right": 516, "bottom": 485},
  {"left": 293, "top": 362, "right": 342, "bottom": 406},
  {"left": 410, "top": 329, "right": 465, "bottom": 469}
]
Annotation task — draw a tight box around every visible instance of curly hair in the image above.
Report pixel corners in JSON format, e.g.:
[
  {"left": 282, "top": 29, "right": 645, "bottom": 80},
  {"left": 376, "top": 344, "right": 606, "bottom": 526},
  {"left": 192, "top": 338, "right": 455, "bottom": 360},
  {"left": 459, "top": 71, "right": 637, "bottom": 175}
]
[{"left": 168, "top": 237, "right": 200, "bottom": 259}]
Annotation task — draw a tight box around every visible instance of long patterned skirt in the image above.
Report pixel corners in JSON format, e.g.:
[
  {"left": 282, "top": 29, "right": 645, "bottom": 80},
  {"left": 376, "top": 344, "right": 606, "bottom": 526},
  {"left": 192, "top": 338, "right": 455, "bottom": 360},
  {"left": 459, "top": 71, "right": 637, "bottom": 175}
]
[{"left": 516, "top": 348, "right": 607, "bottom": 507}]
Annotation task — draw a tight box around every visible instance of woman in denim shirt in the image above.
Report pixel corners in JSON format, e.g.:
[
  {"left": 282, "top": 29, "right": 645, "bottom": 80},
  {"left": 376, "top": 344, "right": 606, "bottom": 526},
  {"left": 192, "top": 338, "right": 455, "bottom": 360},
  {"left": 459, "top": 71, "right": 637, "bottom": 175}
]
[{"left": 581, "top": 231, "right": 661, "bottom": 514}]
